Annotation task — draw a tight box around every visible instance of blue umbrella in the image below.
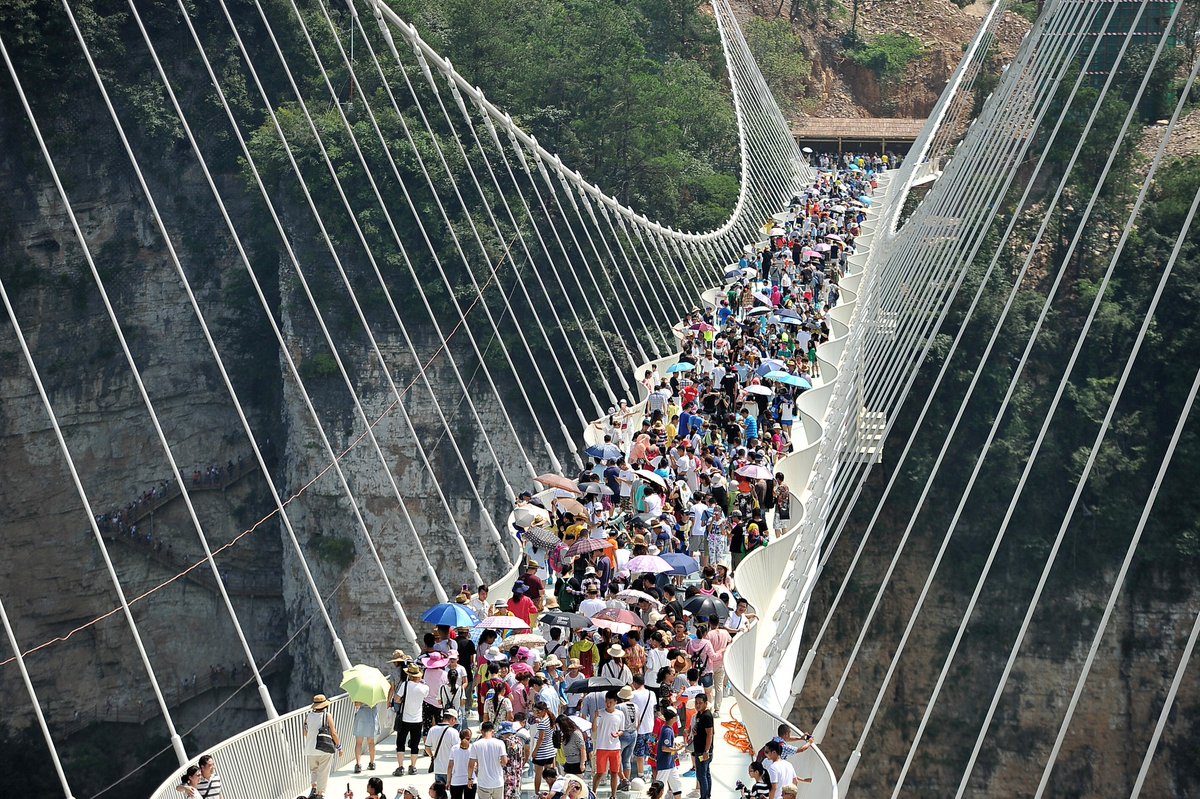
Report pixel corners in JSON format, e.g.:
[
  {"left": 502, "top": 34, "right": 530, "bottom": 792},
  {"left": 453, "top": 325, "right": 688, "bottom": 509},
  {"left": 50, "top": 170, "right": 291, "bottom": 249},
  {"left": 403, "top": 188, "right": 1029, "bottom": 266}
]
[
  {"left": 586, "top": 443, "right": 622, "bottom": 461},
  {"left": 847, "top": 164, "right": 861, "bottom": 172},
  {"left": 769, "top": 315, "right": 807, "bottom": 326},
  {"left": 765, "top": 371, "right": 812, "bottom": 389},
  {"left": 724, "top": 268, "right": 743, "bottom": 280},
  {"left": 666, "top": 362, "right": 695, "bottom": 374},
  {"left": 421, "top": 603, "right": 480, "bottom": 628},
  {"left": 661, "top": 553, "right": 700, "bottom": 576},
  {"left": 756, "top": 359, "right": 785, "bottom": 376},
  {"left": 858, "top": 195, "right": 873, "bottom": 205}
]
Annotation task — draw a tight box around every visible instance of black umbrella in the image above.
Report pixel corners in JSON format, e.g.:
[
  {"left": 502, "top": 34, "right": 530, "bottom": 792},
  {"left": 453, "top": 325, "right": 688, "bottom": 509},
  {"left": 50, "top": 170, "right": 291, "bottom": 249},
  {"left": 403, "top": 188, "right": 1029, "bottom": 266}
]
[
  {"left": 565, "top": 676, "right": 626, "bottom": 694},
  {"left": 540, "top": 611, "right": 592, "bottom": 630},
  {"left": 682, "top": 595, "right": 730, "bottom": 622}
]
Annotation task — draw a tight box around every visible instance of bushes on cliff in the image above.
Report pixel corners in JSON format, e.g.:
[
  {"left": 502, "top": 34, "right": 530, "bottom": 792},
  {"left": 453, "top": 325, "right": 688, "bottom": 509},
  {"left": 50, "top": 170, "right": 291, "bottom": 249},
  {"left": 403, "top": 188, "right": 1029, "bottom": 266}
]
[{"left": 843, "top": 32, "right": 927, "bottom": 84}]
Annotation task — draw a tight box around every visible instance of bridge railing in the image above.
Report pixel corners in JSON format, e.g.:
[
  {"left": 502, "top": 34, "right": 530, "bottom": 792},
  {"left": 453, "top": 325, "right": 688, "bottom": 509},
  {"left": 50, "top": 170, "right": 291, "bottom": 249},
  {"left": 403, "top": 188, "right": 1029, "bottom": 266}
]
[{"left": 148, "top": 694, "right": 394, "bottom": 799}]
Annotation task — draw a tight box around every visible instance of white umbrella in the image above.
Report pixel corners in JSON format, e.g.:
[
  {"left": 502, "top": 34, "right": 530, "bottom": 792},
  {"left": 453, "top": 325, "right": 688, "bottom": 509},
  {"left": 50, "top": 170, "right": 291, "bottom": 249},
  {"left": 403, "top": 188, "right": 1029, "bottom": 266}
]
[
  {"left": 801, "top": 146, "right": 814, "bottom": 154},
  {"left": 513, "top": 506, "right": 550, "bottom": 528},
  {"left": 615, "top": 589, "right": 662, "bottom": 608},
  {"left": 634, "top": 469, "right": 668, "bottom": 490},
  {"left": 744, "top": 384, "right": 774, "bottom": 396},
  {"left": 568, "top": 716, "right": 593, "bottom": 733},
  {"left": 507, "top": 633, "right": 547, "bottom": 648}
]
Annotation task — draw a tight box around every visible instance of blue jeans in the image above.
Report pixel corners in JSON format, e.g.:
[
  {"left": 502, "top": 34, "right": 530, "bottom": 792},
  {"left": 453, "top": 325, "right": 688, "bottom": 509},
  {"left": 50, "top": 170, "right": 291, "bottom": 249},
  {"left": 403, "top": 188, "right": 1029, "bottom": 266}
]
[
  {"left": 695, "top": 756, "right": 712, "bottom": 799},
  {"left": 619, "top": 731, "right": 636, "bottom": 775}
]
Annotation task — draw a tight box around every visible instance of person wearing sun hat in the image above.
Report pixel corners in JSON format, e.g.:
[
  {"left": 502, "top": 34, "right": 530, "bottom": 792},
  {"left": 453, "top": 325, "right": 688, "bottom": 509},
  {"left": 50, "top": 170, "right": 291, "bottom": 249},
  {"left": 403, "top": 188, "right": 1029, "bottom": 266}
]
[
  {"left": 600, "top": 644, "right": 633, "bottom": 685},
  {"left": 522, "top": 558, "right": 546, "bottom": 608},
  {"left": 302, "top": 694, "right": 340, "bottom": 798},
  {"left": 423, "top": 651, "right": 450, "bottom": 736},
  {"left": 425, "top": 706, "right": 461, "bottom": 785},
  {"left": 387, "top": 649, "right": 410, "bottom": 687},
  {"left": 393, "top": 664, "right": 430, "bottom": 776}
]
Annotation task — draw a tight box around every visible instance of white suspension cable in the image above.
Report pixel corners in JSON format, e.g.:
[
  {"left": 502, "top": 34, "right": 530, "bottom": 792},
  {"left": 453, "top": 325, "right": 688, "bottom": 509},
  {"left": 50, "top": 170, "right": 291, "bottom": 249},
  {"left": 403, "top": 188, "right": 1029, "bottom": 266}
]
[
  {"left": 0, "top": 333, "right": 80, "bottom": 799},
  {"left": 263, "top": 0, "right": 514, "bottom": 567},
  {"left": 1034, "top": 170, "right": 1200, "bottom": 797},
  {"left": 364, "top": 7, "right": 573, "bottom": 472},
  {"left": 794, "top": 0, "right": 1094, "bottom": 588},
  {"left": 798, "top": 0, "right": 1110, "bottom": 730},
  {"left": 835, "top": 5, "right": 1154, "bottom": 775},
  {"left": 0, "top": 27, "right": 190, "bottom": 764}
]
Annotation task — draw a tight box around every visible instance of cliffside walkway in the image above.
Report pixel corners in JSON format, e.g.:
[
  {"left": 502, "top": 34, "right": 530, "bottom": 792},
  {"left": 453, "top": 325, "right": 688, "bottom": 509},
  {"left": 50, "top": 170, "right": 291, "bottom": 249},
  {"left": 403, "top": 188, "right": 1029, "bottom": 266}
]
[{"left": 90, "top": 454, "right": 285, "bottom": 596}]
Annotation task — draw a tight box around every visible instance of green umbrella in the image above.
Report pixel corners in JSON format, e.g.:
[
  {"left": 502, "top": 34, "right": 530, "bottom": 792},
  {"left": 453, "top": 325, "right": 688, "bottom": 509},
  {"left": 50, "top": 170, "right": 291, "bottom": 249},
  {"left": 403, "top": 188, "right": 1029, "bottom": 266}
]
[{"left": 340, "top": 664, "right": 390, "bottom": 706}]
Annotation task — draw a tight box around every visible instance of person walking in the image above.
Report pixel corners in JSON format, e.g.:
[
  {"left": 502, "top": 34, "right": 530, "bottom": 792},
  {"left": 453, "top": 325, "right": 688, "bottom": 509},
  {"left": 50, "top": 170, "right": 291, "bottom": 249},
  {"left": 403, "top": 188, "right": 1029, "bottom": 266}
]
[
  {"left": 530, "top": 701, "right": 557, "bottom": 794},
  {"left": 556, "top": 713, "right": 586, "bottom": 776},
  {"left": 467, "top": 722, "right": 509, "bottom": 799},
  {"left": 393, "top": 664, "right": 430, "bottom": 776},
  {"left": 655, "top": 706, "right": 683, "bottom": 799},
  {"left": 426, "top": 708, "right": 462, "bottom": 784},
  {"left": 690, "top": 695, "right": 714, "bottom": 799},
  {"left": 302, "top": 694, "right": 341, "bottom": 799},
  {"left": 446, "top": 727, "right": 476, "bottom": 799},
  {"left": 352, "top": 700, "right": 380, "bottom": 773},
  {"left": 592, "top": 691, "right": 625, "bottom": 799}
]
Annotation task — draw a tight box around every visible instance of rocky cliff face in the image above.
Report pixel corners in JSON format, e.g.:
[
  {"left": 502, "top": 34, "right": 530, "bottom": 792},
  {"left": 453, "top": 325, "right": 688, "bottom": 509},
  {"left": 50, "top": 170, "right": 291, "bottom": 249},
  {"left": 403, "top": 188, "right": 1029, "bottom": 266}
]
[
  {"left": 792, "top": 481, "right": 1200, "bottom": 797},
  {"left": 0, "top": 78, "right": 541, "bottom": 792}
]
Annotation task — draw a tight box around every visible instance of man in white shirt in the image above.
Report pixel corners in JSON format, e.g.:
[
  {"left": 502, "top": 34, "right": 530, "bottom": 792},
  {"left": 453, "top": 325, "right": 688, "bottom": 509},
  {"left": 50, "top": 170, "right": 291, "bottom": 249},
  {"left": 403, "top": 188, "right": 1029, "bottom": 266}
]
[
  {"left": 688, "top": 496, "right": 710, "bottom": 558},
  {"left": 533, "top": 674, "right": 561, "bottom": 715},
  {"left": 468, "top": 585, "right": 489, "bottom": 620},
  {"left": 468, "top": 722, "right": 510, "bottom": 799},
  {"left": 592, "top": 693, "right": 625, "bottom": 798},
  {"left": 617, "top": 460, "right": 636, "bottom": 511},
  {"left": 763, "top": 740, "right": 797, "bottom": 799},
  {"left": 579, "top": 586, "right": 607, "bottom": 618},
  {"left": 630, "top": 676, "right": 657, "bottom": 779},
  {"left": 425, "top": 709, "right": 461, "bottom": 784},
  {"left": 725, "top": 598, "right": 756, "bottom": 634}
]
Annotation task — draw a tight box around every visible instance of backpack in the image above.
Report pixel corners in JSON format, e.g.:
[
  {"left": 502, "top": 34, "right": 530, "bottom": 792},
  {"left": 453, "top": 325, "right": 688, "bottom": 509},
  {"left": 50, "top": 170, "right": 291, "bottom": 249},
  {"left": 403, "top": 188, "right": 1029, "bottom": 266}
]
[{"left": 690, "top": 644, "right": 708, "bottom": 674}]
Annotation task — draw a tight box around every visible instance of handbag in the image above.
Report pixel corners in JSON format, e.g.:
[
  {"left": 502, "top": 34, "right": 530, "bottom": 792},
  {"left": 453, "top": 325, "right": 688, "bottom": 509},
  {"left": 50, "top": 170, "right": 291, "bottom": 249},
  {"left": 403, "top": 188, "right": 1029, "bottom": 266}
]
[{"left": 315, "top": 713, "right": 337, "bottom": 754}]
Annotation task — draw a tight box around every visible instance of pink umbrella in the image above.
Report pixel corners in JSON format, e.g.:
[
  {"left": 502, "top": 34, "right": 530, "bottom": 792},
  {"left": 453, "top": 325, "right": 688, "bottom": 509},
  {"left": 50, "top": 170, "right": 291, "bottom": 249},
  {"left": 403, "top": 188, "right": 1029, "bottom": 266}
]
[
  {"left": 593, "top": 618, "right": 637, "bottom": 634},
  {"left": 802, "top": 249, "right": 820, "bottom": 258},
  {"left": 625, "top": 555, "right": 673, "bottom": 574},
  {"left": 591, "top": 608, "right": 644, "bottom": 627},
  {"left": 476, "top": 615, "right": 531, "bottom": 631},
  {"left": 736, "top": 464, "right": 774, "bottom": 480}
]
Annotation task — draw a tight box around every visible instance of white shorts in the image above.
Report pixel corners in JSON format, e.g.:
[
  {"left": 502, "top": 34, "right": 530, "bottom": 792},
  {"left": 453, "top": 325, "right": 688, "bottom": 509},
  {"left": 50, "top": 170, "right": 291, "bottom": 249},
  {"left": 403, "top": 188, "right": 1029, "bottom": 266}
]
[{"left": 658, "top": 766, "right": 683, "bottom": 795}]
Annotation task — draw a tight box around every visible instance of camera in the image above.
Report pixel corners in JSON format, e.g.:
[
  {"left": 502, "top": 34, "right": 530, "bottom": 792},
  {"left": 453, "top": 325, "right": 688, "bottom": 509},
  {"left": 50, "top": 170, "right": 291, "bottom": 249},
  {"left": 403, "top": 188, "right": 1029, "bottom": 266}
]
[{"left": 734, "top": 782, "right": 745, "bottom": 791}]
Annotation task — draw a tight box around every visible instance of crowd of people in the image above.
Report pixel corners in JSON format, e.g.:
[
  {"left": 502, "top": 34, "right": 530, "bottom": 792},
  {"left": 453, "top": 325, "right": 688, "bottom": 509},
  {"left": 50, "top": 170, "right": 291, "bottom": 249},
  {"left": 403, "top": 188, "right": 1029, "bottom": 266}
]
[{"left": 285, "top": 155, "right": 881, "bottom": 799}]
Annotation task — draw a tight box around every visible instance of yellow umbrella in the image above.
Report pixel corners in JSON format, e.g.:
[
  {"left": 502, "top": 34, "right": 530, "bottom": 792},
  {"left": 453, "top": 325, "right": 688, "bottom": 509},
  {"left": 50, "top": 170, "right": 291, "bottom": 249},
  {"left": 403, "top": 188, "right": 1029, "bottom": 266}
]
[{"left": 340, "top": 664, "right": 390, "bottom": 706}]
